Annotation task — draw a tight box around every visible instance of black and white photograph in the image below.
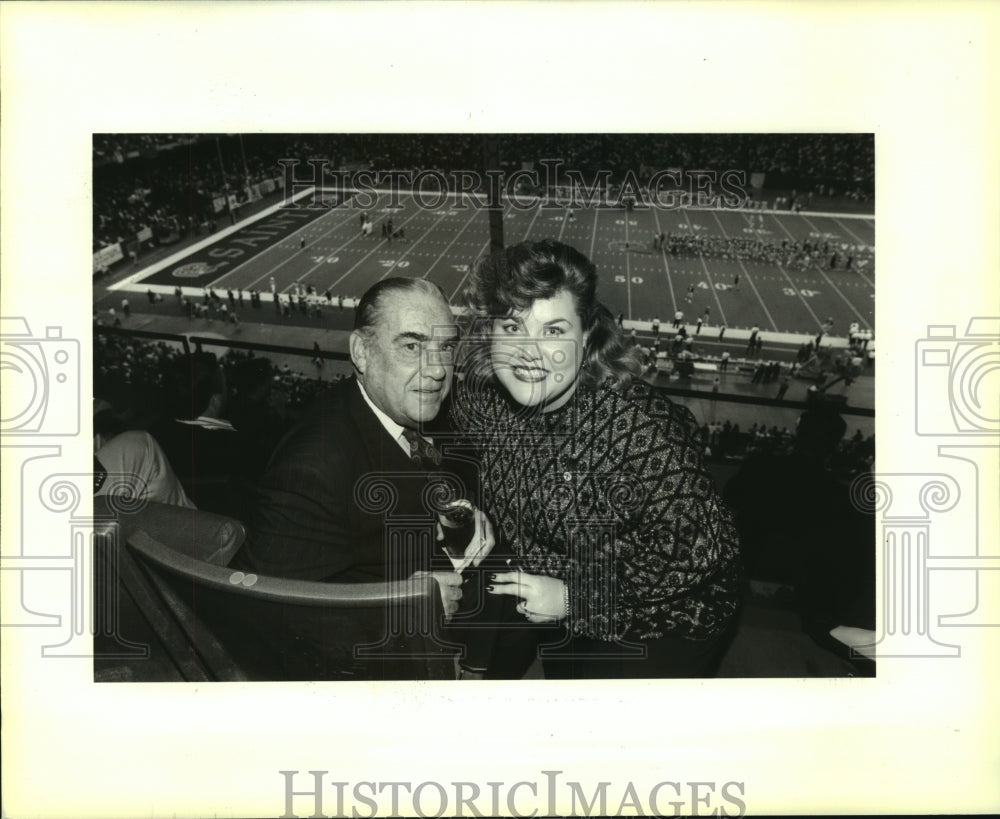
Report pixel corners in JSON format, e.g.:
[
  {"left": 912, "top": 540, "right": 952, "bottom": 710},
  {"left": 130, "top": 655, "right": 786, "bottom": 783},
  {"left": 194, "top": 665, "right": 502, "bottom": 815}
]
[
  {"left": 2, "top": 3, "right": 997, "bottom": 818},
  {"left": 89, "top": 132, "right": 877, "bottom": 683}
]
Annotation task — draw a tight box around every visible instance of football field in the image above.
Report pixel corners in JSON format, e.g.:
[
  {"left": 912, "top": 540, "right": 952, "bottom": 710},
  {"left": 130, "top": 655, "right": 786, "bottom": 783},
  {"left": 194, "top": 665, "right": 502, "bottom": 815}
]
[{"left": 114, "top": 190, "right": 875, "bottom": 337}]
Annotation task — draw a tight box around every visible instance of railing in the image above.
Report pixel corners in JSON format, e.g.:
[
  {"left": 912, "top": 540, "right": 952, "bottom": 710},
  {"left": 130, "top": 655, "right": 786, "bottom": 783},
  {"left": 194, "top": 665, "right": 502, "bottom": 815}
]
[{"left": 94, "top": 325, "right": 873, "bottom": 418}]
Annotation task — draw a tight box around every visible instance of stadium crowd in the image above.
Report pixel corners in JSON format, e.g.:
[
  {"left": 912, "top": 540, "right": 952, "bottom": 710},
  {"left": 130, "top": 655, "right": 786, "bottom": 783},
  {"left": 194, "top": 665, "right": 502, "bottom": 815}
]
[
  {"left": 93, "top": 135, "right": 343, "bottom": 253},
  {"left": 94, "top": 333, "right": 344, "bottom": 435},
  {"left": 695, "top": 418, "right": 874, "bottom": 474},
  {"left": 658, "top": 231, "right": 873, "bottom": 268},
  {"left": 94, "top": 133, "right": 875, "bottom": 258}
]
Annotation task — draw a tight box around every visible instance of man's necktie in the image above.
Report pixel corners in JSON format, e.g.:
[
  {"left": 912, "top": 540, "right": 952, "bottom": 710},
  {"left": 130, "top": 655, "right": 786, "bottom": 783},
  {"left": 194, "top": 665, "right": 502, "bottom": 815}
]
[{"left": 400, "top": 427, "right": 442, "bottom": 469}]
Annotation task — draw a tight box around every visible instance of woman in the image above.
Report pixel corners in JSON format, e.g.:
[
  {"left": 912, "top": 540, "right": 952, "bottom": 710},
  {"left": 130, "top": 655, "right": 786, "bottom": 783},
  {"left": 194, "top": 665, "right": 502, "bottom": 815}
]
[{"left": 452, "top": 239, "right": 740, "bottom": 678}]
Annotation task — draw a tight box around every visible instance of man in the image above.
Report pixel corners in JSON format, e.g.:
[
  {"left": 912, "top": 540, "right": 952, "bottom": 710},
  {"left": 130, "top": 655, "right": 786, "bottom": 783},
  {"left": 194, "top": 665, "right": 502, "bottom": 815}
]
[
  {"left": 724, "top": 407, "right": 874, "bottom": 674},
  {"left": 776, "top": 375, "right": 790, "bottom": 400},
  {"left": 95, "top": 430, "right": 195, "bottom": 509},
  {"left": 235, "top": 278, "right": 498, "bottom": 677},
  {"left": 151, "top": 351, "right": 260, "bottom": 521}
]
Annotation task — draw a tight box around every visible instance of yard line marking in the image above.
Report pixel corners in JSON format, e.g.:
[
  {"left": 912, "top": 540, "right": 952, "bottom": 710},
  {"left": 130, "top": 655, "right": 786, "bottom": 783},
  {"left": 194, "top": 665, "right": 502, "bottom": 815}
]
[
  {"left": 832, "top": 216, "right": 874, "bottom": 249},
  {"left": 798, "top": 216, "right": 873, "bottom": 330},
  {"left": 316, "top": 197, "right": 427, "bottom": 292},
  {"left": 682, "top": 209, "right": 727, "bottom": 325},
  {"left": 807, "top": 260, "right": 873, "bottom": 329},
  {"left": 830, "top": 216, "right": 876, "bottom": 287},
  {"left": 588, "top": 204, "right": 599, "bottom": 261},
  {"left": 772, "top": 263, "right": 822, "bottom": 329},
  {"left": 651, "top": 206, "right": 677, "bottom": 315},
  {"left": 212, "top": 199, "right": 358, "bottom": 290},
  {"left": 376, "top": 209, "right": 451, "bottom": 280},
  {"left": 423, "top": 205, "right": 484, "bottom": 277},
  {"left": 709, "top": 210, "right": 778, "bottom": 331},
  {"left": 448, "top": 202, "right": 513, "bottom": 300},
  {"left": 241, "top": 207, "right": 362, "bottom": 291},
  {"left": 624, "top": 211, "right": 633, "bottom": 318},
  {"left": 852, "top": 268, "right": 875, "bottom": 289},
  {"left": 521, "top": 200, "right": 543, "bottom": 241},
  {"left": 449, "top": 238, "right": 490, "bottom": 303},
  {"left": 768, "top": 215, "right": 826, "bottom": 330}
]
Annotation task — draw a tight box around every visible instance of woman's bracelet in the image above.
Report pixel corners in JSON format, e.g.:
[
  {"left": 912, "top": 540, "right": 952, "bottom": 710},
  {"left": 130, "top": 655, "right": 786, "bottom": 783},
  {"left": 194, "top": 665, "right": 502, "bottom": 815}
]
[{"left": 562, "top": 581, "right": 570, "bottom": 621}]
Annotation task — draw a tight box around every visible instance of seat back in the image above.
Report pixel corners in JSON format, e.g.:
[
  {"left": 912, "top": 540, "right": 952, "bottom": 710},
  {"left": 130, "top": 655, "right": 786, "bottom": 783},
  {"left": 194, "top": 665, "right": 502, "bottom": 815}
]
[
  {"left": 93, "top": 497, "right": 251, "bottom": 681},
  {"left": 94, "top": 497, "right": 457, "bottom": 680},
  {"left": 126, "top": 529, "right": 458, "bottom": 681}
]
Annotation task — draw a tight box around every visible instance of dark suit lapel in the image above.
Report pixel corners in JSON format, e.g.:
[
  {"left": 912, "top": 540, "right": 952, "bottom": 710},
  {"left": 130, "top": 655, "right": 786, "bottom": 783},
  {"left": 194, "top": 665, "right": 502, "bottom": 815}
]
[{"left": 345, "top": 377, "right": 419, "bottom": 474}]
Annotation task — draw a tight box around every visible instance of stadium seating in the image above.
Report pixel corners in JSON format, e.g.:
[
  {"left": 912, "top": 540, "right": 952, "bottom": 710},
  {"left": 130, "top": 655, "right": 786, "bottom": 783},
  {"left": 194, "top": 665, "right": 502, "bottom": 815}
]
[{"left": 93, "top": 498, "right": 457, "bottom": 681}]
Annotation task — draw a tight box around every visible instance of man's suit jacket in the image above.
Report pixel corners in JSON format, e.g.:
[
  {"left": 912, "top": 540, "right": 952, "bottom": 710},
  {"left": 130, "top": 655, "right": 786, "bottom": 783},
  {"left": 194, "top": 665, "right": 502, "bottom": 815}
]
[{"left": 235, "top": 376, "right": 480, "bottom": 584}]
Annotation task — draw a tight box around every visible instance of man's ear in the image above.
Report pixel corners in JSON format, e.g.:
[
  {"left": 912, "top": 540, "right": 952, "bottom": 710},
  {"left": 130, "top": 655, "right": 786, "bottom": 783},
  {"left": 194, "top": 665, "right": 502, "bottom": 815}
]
[{"left": 349, "top": 330, "right": 367, "bottom": 373}]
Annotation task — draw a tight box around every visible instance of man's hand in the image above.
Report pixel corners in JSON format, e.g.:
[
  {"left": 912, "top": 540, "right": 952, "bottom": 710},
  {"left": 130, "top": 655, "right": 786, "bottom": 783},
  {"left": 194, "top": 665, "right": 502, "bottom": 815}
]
[
  {"left": 487, "top": 570, "right": 566, "bottom": 623},
  {"left": 415, "top": 570, "right": 463, "bottom": 619},
  {"left": 436, "top": 505, "right": 497, "bottom": 573}
]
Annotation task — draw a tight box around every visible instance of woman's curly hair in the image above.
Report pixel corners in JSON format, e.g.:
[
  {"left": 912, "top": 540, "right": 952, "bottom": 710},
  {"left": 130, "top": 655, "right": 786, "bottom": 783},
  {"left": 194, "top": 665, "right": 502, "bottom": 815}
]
[{"left": 463, "top": 239, "right": 647, "bottom": 390}]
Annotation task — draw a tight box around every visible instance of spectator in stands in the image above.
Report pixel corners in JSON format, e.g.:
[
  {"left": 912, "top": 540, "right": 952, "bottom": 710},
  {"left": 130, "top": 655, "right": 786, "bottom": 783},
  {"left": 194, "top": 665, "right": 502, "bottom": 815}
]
[
  {"left": 150, "top": 352, "right": 256, "bottom": 521},
  {"left": 776, "top": 375, "right": 790, "bottom": 400},
  {"left": 95, "top": 430, "right": 195, "bottom": 509},
  {"left": 453, "top": 239, "right": 741, "bottom": 678},
  {"left": 723, "top": 405, "right": 875, "bottom": 673},
  {"left": 225, "top": 356, "right": 283, "bottom": 465}
]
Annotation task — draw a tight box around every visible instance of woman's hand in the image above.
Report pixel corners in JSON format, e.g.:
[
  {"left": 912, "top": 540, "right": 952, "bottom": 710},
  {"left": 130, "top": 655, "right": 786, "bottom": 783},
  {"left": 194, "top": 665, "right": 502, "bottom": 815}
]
[{"left": 487, "top": 570, "right": 566, "bottom": 623}]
